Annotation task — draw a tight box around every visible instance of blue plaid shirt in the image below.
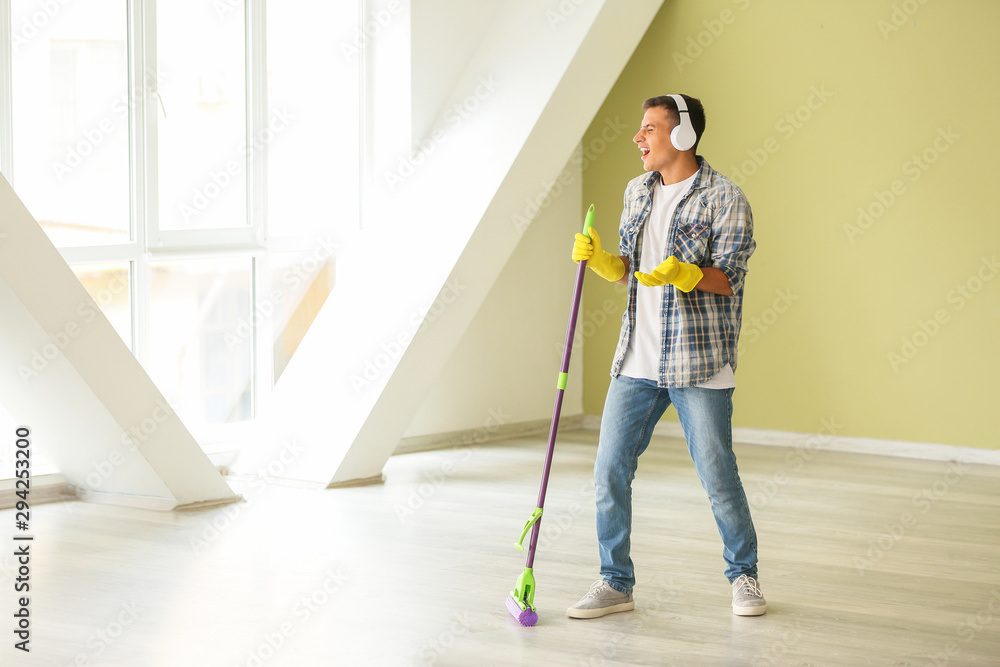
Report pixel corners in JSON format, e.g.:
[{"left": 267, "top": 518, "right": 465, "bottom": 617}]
[{"left": 611, "top": 157, "right": 755, "bottom": 387}]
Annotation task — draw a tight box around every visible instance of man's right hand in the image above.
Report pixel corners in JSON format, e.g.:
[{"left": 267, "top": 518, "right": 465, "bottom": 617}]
[{"left": 572, "top": 226, "right": 625, "bottom": 282}]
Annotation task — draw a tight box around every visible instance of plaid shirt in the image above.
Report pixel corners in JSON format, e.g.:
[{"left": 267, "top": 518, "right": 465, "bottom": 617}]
[{"left": 611, "top": 157, "right": 755, "bottom": 387}]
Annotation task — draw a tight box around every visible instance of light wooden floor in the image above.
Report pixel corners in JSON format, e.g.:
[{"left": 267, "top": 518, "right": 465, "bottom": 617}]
[{"left": 2, "top": 430, "right": 1000, "bottom": 666}]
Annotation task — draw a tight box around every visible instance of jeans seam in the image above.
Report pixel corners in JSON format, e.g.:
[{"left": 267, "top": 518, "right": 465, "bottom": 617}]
[
  {"left": 604, "top": 380, "right": 666, "bottom": 594},
  {"left": 725, "top": 391, "right": 758, "bottom": 564},
  {"left": 624, "top": 387, "right": 668, "bottom": 590},
  {"left": 622, "top": 392, "right": 657, "bottom": 584},
  {"left": 676, "top": 386, "right": 758, "bottom": 581}
]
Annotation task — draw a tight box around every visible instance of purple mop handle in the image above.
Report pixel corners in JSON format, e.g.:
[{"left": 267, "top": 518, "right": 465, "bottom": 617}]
[{"left": 524, "top": 205, "right": 594, "bottom": 568}]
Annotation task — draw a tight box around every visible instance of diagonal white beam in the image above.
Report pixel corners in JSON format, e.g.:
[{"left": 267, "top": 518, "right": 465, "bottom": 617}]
[
  {"left": 253, "top": 0, "right": 664, "bottom": 486},
  {"left": 0, "top": 174, "right": 238, "bottom": 510}
]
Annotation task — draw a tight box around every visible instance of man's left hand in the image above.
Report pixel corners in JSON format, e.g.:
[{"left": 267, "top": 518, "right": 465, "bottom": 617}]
[{"left": 635, "top": 256, "right": 704, "bottom": 292}]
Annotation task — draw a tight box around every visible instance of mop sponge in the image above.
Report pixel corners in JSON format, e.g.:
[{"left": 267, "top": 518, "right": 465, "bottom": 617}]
[
  {"left": 507, "top": 567, "right": 539, "bottom": 626},
  {"left": 506, "top": 594, "right": 538, "bottom": 627}
]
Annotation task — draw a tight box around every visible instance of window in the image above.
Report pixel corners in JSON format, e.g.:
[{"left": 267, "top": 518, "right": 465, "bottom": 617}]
[
  {"left": 155, "top": 0, "right": 247, "bottom": 231},
  {"left": 10, "top": 0, "right": 129, "bottom": 246},
  {"left": 71, "top": 262, "right": 133, "bottom": 350},
  {"left": 149, "top": 258, "right": 253, "bottom": 425},
  {"left": 0, "top": 0, "right": 358, "bottom": 468}
]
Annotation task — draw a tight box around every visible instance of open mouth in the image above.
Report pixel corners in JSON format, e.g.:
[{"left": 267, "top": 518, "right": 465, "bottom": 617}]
[{"left": 640, "top": 147, "right": 650, "bottom": 160}]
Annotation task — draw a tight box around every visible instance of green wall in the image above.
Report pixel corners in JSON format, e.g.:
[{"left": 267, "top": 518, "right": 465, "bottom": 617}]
[{"left": 581, "top": 0, "right": 1000, "bottom": 449}]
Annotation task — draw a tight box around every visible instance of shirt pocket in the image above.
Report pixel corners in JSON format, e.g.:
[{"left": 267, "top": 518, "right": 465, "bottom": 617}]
[
  {"left": 619, "top": 216, "right": 639, "bottom": 256},
  {"left": 674, "top": 218, "right": 710, "bottom": 265}
]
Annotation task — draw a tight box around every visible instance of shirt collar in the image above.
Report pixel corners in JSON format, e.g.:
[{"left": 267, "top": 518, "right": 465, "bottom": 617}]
[{"left": 646, "top": 155, "right": 711, "bottom": 192}]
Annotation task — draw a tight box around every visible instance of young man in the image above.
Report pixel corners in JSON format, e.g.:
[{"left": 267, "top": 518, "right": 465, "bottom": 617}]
[{"left": 567, "top": 94, "right": 765, "bottom": 618}]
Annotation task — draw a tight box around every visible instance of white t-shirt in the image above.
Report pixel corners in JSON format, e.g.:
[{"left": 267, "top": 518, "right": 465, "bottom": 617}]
[{"left": 619, "top": 172, "right": 735, "bottom": 389}]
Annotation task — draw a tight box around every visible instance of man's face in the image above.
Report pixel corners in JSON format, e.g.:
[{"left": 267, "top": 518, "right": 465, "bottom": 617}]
[{"left": 632, "top": 106, "right": 679, "bottom": 174}]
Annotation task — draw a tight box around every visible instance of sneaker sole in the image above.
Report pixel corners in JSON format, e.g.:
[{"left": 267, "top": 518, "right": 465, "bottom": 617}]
[
  {"left": 567, "top": 601, "right": 635, "bottom": 619},
  {"left": 732, "top": 603, "right": 767, "bottom": 616}
]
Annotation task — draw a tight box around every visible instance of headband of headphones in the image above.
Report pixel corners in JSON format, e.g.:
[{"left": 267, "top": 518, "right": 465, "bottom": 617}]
[{"left": 667, "top": 94, "right": 697, "bottom": 151}]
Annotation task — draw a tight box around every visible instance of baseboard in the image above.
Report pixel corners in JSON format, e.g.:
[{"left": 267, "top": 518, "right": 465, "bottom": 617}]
[
  {"left": 69, "top": 489, "right": 243, "bottom": 511},
  {"left": 326, "top": 474, "right": 385, "bottom": 489},
  {"left": 0, "top": 481, "right": 197, "bottom": 512},
  {"left": 582, "top": 415, "right": 1000, "bottom": 466},
  {"left": 0, "top": 474, "right": 77, "bottom": 509},
  {"left": 394, "top": 414, "right": 585, "bottom": 455},
  {"left": 173, "top": 494, "right": 245, "bottom": 511}
]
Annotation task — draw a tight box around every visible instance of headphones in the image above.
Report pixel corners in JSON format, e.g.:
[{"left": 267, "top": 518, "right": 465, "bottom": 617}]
[{"left": 667, "top": 94, "right": 697, "bottom": 151}]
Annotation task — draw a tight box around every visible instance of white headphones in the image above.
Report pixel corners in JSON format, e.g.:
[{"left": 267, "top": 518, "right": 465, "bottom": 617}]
[{"left": 667, "top": 94, "right": 697, "bottom": 151}]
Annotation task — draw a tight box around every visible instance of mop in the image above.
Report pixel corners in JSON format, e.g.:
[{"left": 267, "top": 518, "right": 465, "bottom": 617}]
[{"left": 506, "top": 204, "right": 595, "bottom": 627}]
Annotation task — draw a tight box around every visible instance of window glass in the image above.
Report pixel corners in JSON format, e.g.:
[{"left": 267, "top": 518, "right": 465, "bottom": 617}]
[
  {"left": 149, "top": 258, "right": 252, "bottom": 426},
  {"left": 156, "top": 0, "right": 247, "bottom": 230},
  {"left": 71, "top": 262, "right": 132, "bottom": 351},
  {"left": 11, "top": 0, "right": 129, "bottom": 246}
]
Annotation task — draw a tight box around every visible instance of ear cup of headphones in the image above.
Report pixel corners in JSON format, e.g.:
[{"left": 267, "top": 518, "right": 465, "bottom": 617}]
[
  {"left": 671, "top": 114, "right": 697, "bottom": 151},
  {"left": 666, "top": 94, "right": 697, "bottom": 151}
]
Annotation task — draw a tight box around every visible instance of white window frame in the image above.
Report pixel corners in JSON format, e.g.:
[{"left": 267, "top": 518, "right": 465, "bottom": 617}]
[{"left": 143, "top": 0, "right": 263, "bottom": 251}]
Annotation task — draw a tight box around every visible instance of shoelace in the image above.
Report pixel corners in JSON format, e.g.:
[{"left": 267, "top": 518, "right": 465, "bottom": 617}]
[
  {"left": 734, "top": 575, "right": 761, "bottom": 598},
  {"left": 584, "top": 581, "right": 608, "bottom": 599}
]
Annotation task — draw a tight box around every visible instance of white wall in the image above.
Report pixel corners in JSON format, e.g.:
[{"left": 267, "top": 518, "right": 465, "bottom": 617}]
[
  {"left": 410, "top": 0, "right": 507, "bottom": 142},
  {"left": 403, "top": 148, "right": 584, "bottom": 438}
]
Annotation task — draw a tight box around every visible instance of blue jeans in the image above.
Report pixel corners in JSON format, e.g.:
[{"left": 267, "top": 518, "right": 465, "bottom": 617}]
[{"left": 595, "top": 375, "right": 758, "bottom": 593}]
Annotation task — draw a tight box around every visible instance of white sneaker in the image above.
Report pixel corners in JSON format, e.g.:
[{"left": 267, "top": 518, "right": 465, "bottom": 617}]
[
  {"left": 567, "top": 580, "right": 635, "bottom": 619},
  {"left": 732, "top": 574, "right": 767, "bottom": 616}
]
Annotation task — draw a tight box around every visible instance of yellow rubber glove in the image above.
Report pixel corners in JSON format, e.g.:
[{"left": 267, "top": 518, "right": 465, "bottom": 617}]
[
  {"left": 572, "top": 226, "right": 625, "bottom": 282},
  {"left": 635, "top": 256, "right": 704, "bottom": 292}
]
